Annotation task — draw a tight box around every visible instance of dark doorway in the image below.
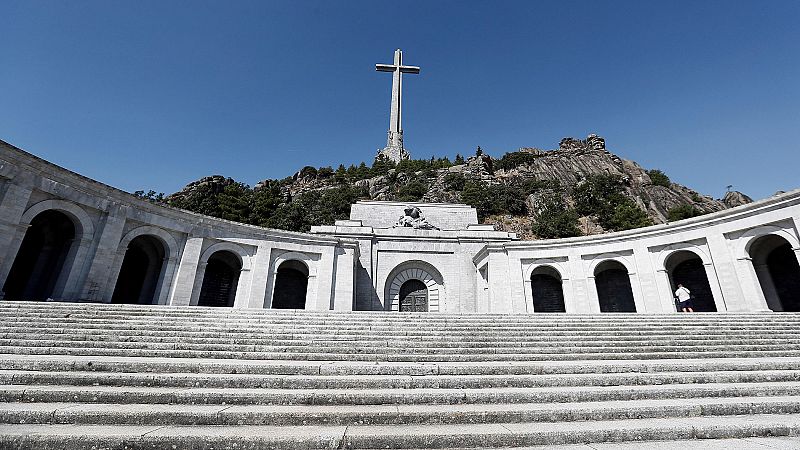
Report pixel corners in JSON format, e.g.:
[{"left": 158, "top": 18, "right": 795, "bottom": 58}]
[
  {"left": 111, "top": 235, "right": 166, "bottom": 305},
  {"left": 272, "top": 260, "right": 308, "bottom": 309},
  {"left": 3, "top": 210, "right": 76, "bottom": 301},
  {"left": 198, "top": 251, "right": 241, "bottom": 307},
  {"left": 666, "top": 251, "right": 717, "bottom": 312},
  {"left": 530, "top": 266, "right": 566, "bottom": 312},
  {"left": 750, "top": 235, "right": 800, "bottom": 311},
  {"left": 399, "top": 279, "right": 428, "bottom": 312},
  {"left": 594, "top": 260, "right": 636, "bottom": 312}
]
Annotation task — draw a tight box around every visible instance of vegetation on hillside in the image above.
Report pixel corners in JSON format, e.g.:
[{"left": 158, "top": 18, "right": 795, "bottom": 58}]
[{"left": 153, "top": 146, "right": 715, "bottom": 239}]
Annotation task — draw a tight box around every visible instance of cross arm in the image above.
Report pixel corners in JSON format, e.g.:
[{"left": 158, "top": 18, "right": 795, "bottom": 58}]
[
  {"left": 376, "top": 64, "right": 397, "bottom": 72},
  {"left": 398, "top": 65, "right": 420, "bottom": 74}
]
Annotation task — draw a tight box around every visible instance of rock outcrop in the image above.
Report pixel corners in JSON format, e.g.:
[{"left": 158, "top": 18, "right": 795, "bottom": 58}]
[{"left": 167, "top": 134, "right": 754, "bottom": 240}]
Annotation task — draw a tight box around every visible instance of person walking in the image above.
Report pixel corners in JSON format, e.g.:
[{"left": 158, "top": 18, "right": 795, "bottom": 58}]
[{"left": 675, "top": 283, "right": 694, "bottom": 313}]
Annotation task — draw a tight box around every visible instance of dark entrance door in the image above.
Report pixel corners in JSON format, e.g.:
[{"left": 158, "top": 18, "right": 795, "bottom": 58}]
[
  {"left": 399, "top": 279, "right": 428, "bottom": 312},
  {"left": 595, "top": 261, "right": 636, "bottom": 313}
]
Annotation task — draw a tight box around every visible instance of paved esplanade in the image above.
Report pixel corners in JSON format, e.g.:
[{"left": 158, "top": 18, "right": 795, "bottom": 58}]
[{"left": 376, "top": 48, "right": 419, "bottom": 162}]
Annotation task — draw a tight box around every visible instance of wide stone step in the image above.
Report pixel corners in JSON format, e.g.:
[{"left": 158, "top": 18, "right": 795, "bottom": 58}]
[
  {"left": 6, "top": 354, "right": 800, "bottom": 376},
  {"left": 3, "top": 414, "right": 800, "bottom": 449},
  {"left": 4, "top": 345, "right": 800, "bottom": 362},
  {"left": 4, "top": 338, "right": 798, "bottom": 356},
  {"left": 7, "top": 326, "right": 797, "bottom": 344},
  {"left": 10, "top": 331, "right": 800, "bottom": 349},
  {"left": 3, "top": 396, "right": 800, "bottom": 427},
  {"left": 5, "top": 381, "right": 800, "bottom": 406},
  {"left": 5, "top": 368, "right": 800, "bottom": 389}
]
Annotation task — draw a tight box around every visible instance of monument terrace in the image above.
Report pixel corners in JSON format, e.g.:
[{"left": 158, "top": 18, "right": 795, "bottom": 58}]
[{"left": 1, "top": 49, "right": 800, "bottom": 448}]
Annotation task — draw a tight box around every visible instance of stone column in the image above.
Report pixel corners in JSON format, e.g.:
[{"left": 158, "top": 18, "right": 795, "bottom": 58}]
[
  {"left": 706, "top": 234, "right": 748, "bottom": 311},
  {"left": 169, "top": 237, "right": 205, "bottom": 307},
  {"left": 80, "top": 205, "right": 128, "bottom": 302},
  {"left": 486, "top": 250, "right": 512, "bottom": 313},
  {"left": 56, "top": 235, "right": 96, "bottom": 301},
  {"left": 0, "top": 183, "right": 33, "bottom": 297},
  {"left": 732, "top": 256, "right": 771, "bottom": 312},
  {"left": 702, "top": 261, "right": 728, "bottom": 312},
  {"left": 655, "top": 269, "right": 678, "bottom": 313},
  {"left": 631, "top": 244, "right": 661, "bottom": 313},
  {"left": 312, "top": 246, "right": 336, "bottom": 311},
  {"left": 245, "top": 243, "right": 272, "bottom": 309},
  {"left": 332, "top": 245, "right": 356, "bottom": 311},
  {"left": 232, "top": 265, "right": 252, "bottom": 309}
]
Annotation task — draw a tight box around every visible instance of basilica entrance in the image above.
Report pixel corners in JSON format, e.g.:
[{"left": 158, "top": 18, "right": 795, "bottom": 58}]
[
  {"left": 399, "top": 279, "right": 428, "bottom": 312},
  {"left": 111, "top": 235, "right": 165, "bottom": 305}
]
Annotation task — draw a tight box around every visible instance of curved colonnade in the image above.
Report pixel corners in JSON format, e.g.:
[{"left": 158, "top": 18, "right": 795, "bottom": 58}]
[{"left": 1, "top": 139, "right": 799, "bottom": 313}]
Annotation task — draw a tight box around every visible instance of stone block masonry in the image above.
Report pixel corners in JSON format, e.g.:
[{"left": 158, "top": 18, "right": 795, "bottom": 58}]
[{"left": 0, "top": 137, "right": 800, "bottom": 315}]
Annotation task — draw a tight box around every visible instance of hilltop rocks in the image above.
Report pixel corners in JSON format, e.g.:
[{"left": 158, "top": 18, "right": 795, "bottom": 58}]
[{"left": 724, "top": 191, "right": 754, "bottom": 208}]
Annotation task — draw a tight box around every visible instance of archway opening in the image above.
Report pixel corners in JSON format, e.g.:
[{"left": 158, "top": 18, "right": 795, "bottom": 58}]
[
  {"left": 666, "top": 250, "right": 716, "bottom": 312},
  {"left": 594, "top": 260, "right": 636, "bottom": 313},
  {"left": 530, "top": 266, "right": 565, "bottom": 313},
  {"left": 111, "top": 235, "right": 166, "bottom": 305},
  {"left": 272, "top": 260, "right": 308, "bottom": 309},
  {"left": 749, "top": 235, "right": 800, "bottom": 311},
  {"left": 399, "top": 279, "right": 428, "bottom": 312},
  {"left": 198, "top": 251, "right": 241, "bottom": 307},
  {"left": 3, "top": 210, "right": 76, "bottom": 301}
]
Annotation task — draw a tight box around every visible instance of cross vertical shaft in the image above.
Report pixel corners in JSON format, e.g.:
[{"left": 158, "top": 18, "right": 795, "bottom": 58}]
[{"left": 376, "top": 49, "right": 420, "bottom": 162}]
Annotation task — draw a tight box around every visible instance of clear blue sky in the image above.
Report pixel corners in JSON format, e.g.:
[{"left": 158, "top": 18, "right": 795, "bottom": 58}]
[{"left": 2, "top": 0, "right": 798, "bottom": 200}]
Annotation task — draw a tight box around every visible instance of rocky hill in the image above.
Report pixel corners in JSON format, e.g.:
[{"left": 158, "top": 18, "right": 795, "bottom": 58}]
[{"left": 161, "top": 134, "right": 751, "bottom": 240}]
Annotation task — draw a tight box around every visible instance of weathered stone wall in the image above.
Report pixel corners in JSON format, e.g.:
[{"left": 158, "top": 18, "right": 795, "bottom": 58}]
[
  {"left": 0, "top": 140, "right": 358, "bottom": 310},
  {"left": 1, "top": 138, "right": 799, "bottom": 315}
]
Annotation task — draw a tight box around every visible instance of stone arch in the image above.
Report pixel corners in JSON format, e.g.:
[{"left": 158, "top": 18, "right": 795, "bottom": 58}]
[
  {"left": 593, "top": 259, "right": 637, "bottom": 313},
  {"left": 737, "top": 225, "right": 800, "bottom": 260},
  {"left": 272, "top": 259, "right": 310, "bottom": 309},
  {"left": 19, "top": 199, "right": 94, "bottom": 239},
  {"left": 105, "top": 226, "right": 181, "bottom": 305},
  {"left": 3, "top": 209, "right": 77, "bottom": 300},
  {"left": 528, "top": 265, "right": 566, "bottom": 313},
  {"left": 10, "top": 200, "right": 97, "bottom": 300},
  {"left": 118, "top": 226, "right": 179, "bottom": 259},
  {"left": 111, "top": 235, "right": 167, "bottom": 305},
  {"left": 197, "top": 250, "right": 242, "bottom": 307},
  {"left": 266, "top": 251, "right": 319, "bottom": 309},
  {"left": 748, "top": 233, "right": 800, "bottom": 311},
  {"left": 385, "top": 261, "right": 444, "bottom": 312},
  {"left": 193, "top": 242, "right": 252, "bottom": 308},
  {"left": 664, "top": 249, "right": 717, "bottom": 312}
]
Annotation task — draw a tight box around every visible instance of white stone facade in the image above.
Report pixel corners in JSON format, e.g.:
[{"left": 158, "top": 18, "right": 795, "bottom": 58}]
[{"left": 1, "top": 139, "right": 799, "bottom": 314}]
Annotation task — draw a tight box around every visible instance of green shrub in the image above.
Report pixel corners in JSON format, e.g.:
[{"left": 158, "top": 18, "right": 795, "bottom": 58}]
[
  {"left": 396, "top": 180, "right": 429, "bottom": 202},
  {"left": 646, "top": 169, "right": 670, "bottom": 187},
  {"left": 443, "top": 173, "right": 466, "bottom": 191},
  {"left": 531, "top": 193, "right": 581, "bottom": 239},
  {"left": 497, "top": 151, "right": 540, "bottom": 171},
  {"left": 667, "top": 204, "right": 703, "bottom": 221}
]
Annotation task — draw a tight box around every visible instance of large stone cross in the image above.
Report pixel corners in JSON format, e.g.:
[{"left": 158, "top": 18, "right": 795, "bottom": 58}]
[{"left": 376, "top": 49, "right": 419, "bottom": 162}]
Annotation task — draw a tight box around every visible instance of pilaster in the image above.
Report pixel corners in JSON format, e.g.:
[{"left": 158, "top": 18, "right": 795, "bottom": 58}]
[{"left": 169, "top": 237, "right": 205, "bottom": 307}]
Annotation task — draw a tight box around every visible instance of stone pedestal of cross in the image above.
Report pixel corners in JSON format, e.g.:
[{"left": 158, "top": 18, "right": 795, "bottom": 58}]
[{"left": 376, "top": 49, "right": 420, "bottom": 162}]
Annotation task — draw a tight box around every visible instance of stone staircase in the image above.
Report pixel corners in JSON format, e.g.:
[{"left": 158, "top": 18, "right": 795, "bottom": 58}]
[{"left": 2, "top": 302, "right": 800, "bottom": 449}]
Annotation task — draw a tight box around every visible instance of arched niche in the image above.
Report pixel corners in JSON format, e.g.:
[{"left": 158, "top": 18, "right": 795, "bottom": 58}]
[
  {"left": 110, "top": 235, "right": 167, "bottom": 305},
  {"left": 385, "top": 262, "right": 444, "bottom": 312},
  {"left": 3, "top": 209, "right": 77, "bottom": 300},
  {"left": 664, "top": 250, "right": 716, "bottom": 312},
  {"left": 748, "top": 234, "right": 800, "bottom": 311},
  {"left": 266, "top": 251, "right": 319, "bottom": 310},
  {"left": 593, "top": 259, "right": 636, "bottom": 313},
  {"left": 529, "top": 265, "right": 566, "bottom": 313},
  {"left": 272, "top": 259, "right": 309, "bottom": 309},
  {"left": 197, "top": 250, "right": 242, "bottom": 307},
  {"left": 105, "top": 226, "right": 181, "bottom": 305}
]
